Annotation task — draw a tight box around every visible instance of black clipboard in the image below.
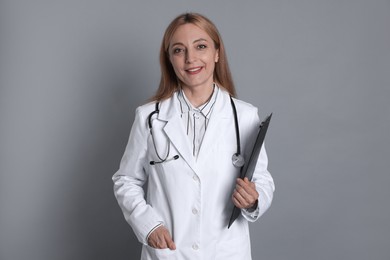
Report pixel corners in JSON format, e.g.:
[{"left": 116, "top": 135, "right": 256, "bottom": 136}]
[{"left": 228, "top": 113, "right": 272, "bottom": 228}]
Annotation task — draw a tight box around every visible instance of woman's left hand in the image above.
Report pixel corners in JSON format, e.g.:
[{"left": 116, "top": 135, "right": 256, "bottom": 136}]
[{"left": 232, "top": 177, "right": 259, "bottom": 209}]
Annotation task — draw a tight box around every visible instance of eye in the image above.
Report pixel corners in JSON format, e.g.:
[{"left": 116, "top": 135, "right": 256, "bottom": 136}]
[
  {"left": 172, "top": 47, "right": 184, "bottom": 54},
  {"left": 197, "top": 44, "right": 207, "bottom": 50}
]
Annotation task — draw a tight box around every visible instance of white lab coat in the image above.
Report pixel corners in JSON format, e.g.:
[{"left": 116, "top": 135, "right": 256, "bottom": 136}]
[{"left": 113, "top": 89, "right": 274, "bottom": 260}]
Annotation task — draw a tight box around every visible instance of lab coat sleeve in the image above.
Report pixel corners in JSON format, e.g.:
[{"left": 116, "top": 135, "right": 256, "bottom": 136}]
[
  {"left": 112, "top": 107, "right": 164, "bottom": 245},
  {"left": 241, "top": 109, "right": 275, "bottom": 222}
]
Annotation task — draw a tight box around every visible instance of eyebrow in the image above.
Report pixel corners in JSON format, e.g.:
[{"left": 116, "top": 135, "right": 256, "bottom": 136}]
[{"left": 170, "top": 38, "right": 209, "bottom": 48}]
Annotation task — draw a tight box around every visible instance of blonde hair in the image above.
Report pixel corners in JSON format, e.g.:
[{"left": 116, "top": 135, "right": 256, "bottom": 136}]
[{"left": 151, "top": 12, "right": 236, "bottom": 101}]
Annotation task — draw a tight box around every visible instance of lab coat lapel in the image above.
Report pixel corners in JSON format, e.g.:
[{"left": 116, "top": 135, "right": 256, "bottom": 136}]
[
  {"left": 196, "top": 90, "right": 232, "bottom": 164},
  {"left": 158, "top": 96, "right": 197, "bottom": 173}
]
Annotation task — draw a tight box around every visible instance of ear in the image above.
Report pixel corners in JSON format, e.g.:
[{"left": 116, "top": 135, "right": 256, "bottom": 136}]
[{"left": 215, "top": 49, "right": 219, "bottom": 63}]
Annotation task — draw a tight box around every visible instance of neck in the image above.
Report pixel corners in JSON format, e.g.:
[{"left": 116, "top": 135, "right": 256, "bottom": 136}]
[{"left": 182, "top": 84, "right": 215, "bottom": 108}]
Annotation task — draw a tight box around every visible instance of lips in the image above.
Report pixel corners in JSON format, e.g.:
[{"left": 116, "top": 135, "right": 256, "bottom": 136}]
[{"left": 185, "top": 66, "right": 203, "bottom": 75}]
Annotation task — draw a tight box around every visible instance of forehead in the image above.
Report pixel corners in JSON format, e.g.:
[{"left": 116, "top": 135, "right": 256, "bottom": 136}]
[{"left": 170, "top": 23, "right": 212, "bottom": 44}]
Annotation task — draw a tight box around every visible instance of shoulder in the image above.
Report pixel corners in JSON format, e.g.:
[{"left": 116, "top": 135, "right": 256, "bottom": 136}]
[
  {"left": 218, "top": 90, "right": 260, "bottom": 128},
  {"left": 135, "top": 101, "right": 158, "bottom": 118},
  {"left": 218, "top": 88, "right": 257, "bottom": 112},
  {"left": 218, "top": 89, "right": 260, "bottom": 128},
  {"left": 134, "top": 95, "right": 176, "bottom": 123},
  {"left": 229, "top": 95, "right": 258, "bottom": 117}
]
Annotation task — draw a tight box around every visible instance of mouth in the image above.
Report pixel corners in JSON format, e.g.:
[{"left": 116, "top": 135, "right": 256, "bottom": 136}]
[{"left": 185, "top": 66, "right": 203, "bottom": 75}]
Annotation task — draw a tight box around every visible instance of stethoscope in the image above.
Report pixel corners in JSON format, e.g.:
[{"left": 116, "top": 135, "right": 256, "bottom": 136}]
[{"left": 147, "top": 96, "right": 245, "bottom": 168}]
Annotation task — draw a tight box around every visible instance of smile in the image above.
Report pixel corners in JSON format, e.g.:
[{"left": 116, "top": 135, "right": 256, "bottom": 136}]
[{"left": 185, "top": 67, "right": 203, "bottom": 74}]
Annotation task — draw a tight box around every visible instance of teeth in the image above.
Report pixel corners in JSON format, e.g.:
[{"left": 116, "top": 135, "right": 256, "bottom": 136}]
[{"left": 188, "top": 67, "right": 201, "bottom": 72}]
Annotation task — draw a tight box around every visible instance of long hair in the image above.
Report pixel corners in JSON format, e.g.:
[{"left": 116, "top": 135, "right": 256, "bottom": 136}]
[{"left": 151, "top": 13, "right": 236, "bottom": 101}]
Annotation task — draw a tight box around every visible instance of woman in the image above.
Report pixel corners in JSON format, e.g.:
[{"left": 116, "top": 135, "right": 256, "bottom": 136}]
[{"left": 113, "top": 13, "right": 275, "bottom": 260}]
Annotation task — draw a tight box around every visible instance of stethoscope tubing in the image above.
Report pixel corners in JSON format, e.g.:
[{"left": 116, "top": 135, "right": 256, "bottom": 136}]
[{"left": 147, "top": 96, "right": 244, "bottom": 168}]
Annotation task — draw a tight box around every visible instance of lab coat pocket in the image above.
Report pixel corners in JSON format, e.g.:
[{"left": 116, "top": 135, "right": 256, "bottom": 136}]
[{"left": 146, "top": 245, "right": 177, "bottom": 260}]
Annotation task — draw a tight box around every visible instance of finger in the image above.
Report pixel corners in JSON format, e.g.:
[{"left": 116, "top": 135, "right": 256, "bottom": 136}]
[
  {"left": 245, "top": 178, "right": 258, "bottom": 193},
  {"left": 235, "top": 182, "right": 256, "bottom": 203},
  {"left": 236, "top": 178, "right": 258, "bottom": 198},
  {"left": 233, "top": 189, "right": 250, "bottom": 208},
  {"left": 234, "top": 194, "right": 255, "bottom": 209},
  {"left": 168, "top": 241, "right": 176, "bottom": 250},
  {"left": 163, "top": 231, "right": 176, "bottom": 250},
  {"left": 235, "top": 186, "right": 252, "bottom": 203},
  {"left": 234, "top": 182, "right": 259, "bottom": 208},
  {"left": 155, "top": 234, "right": 168, "bottom": 249},
  {"left": 232, "top": 193, "right": 244, "bottom": 208},
  {"left": 149, "top": 227, "right": 168, "bottom": 249},
  {"left": 237, "top": 178, "right": 255, "bottom": 191}
]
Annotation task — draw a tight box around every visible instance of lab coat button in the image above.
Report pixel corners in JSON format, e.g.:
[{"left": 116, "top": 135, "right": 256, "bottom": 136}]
[
  {"left": 192, "top": 208, "right": 198, "bottom": 215},
  {"left": 192, "top": 244, "right": 199, "bottom": 250},
  {"left": 192, "top": 175, "right": 198, "bottom": 181}
]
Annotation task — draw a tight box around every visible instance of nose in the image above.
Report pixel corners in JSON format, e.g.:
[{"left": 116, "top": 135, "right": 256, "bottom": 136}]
[{"left": 185, "top": 49, "right": 196, "bottom": 63}]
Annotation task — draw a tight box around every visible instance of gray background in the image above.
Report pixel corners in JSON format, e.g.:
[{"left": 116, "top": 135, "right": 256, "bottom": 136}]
[{"left": 1, "top": 0, "right": 389, "bottom": 259}]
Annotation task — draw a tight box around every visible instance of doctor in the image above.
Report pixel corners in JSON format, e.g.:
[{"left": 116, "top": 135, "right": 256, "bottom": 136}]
[{"left": 112, "top": 13, "right": 275, "bottom": 260}]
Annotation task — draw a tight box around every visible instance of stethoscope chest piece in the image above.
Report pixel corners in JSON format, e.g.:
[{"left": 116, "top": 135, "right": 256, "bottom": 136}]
[{"left": 232, "top": 153, "right": 245, "bottom": 168}]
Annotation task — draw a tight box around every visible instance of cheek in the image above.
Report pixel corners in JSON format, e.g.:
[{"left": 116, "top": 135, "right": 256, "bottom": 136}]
[
  {"left": 206, "top": 58, "right": 216, "bottom": 71},
  {"left": 169, "top": 54, "right": 183, "bottom": 65},
  {"left": 170, "top": 58, "right": 184, "bottom": 74},
  {"left": 202, "top": 53, "right": 217, "bottom": 67}
]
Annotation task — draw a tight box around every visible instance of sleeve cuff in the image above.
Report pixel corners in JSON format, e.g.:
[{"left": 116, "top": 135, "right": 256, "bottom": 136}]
[
  {"left": 145, "top": 222, "right": 163, "bottom": 245},
  {"left": 242, "top": 200, "right": 260, "bottom": 221}
]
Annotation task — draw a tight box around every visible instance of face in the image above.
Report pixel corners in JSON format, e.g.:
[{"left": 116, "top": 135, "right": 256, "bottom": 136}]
[{"left": 168, "top": 23, "right": 219, "bottom": 92}]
